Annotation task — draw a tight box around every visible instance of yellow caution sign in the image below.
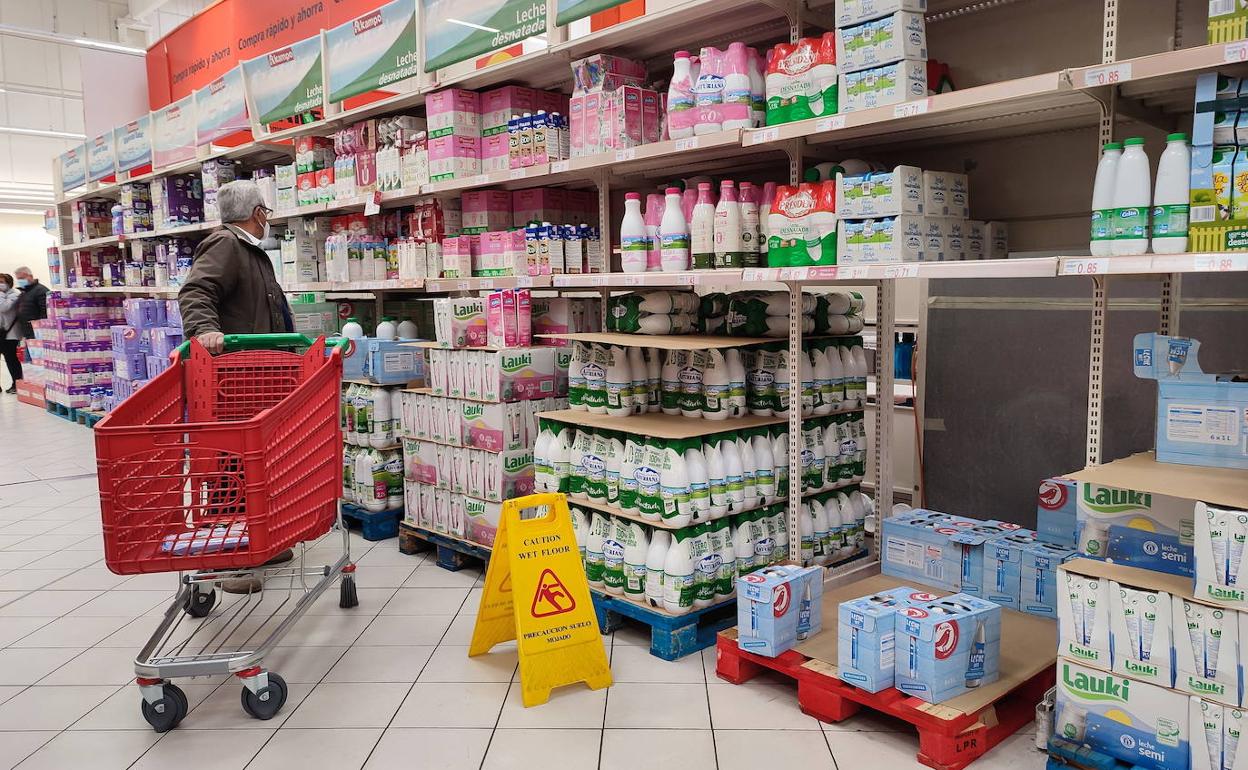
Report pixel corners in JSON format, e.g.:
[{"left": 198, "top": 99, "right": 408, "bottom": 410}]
[{"left": 469, "top": 493, "right": 611, "bottom": 707}]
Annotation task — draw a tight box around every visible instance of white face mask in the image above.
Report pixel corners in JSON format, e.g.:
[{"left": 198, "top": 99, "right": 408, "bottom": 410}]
[
  {"left": 262, "top": 221, "right": 271, "bottom": 241},
  {"left": 0, "top": 284, "right": 7, "bottom": 291}
]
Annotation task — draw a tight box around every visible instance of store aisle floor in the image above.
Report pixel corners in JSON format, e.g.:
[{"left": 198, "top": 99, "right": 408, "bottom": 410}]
[{"left": 0, "top": 398, "right": 1041, "bottom": 769}]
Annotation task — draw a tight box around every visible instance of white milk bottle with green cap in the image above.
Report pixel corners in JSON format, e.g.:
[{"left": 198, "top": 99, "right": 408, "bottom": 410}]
[
  {"left": 1090, "top": 142, "right": 1123, "bottom": 256},
  {"left": 714, "top": 519, "right": 736, "bottom": 598},
  {"left": 622, "top": 521, "right": 649, "bottom": 602},
  {"left": 551, "top": 425, "right": 572, "bottom": 492},
  {"left": 661, "top": 350, "right": 684, "bottom": 415},
  {"left": 853, "top": 416, "right": 867, "bottom": 480},
  {"left": 1112, "top": 137, "right": 1151, "bottom": 256},
  {"left": 800, "top": 502, "right": 816, "bottom": 564},
  {"left": 370, "top": 384, "right": 393, "bottom": 447},
  {"left": 722, "top": 436, "right": 745, "bottom": 509},
  {"left": 568, "top": 342, "right": 590, "bottom": 411},
  {"left": 812, "top": 346, "right": 834, "bottom": 416},
  {"left": 602, "top": 517, "right": 627, "bottom": 595},
  {"left": 774, "top": 348, "right": 791, "bottom": 418},
  {"left": 810, "top": 497, "right": 830, "bottom": 564},
  {"left": 823, "top": 494, "right": 844, "bottom": 558},
  {"left": 834, "top": 491, "right": 855, "bottom": 549},
  {"left": 799, "top": 348, "right": 816, "bottom": 417},
  {"left": 663, "top": 528, "right": 696, "bottom": 615},
  {"left": 733, "top": 518, "right": 756, "bottom": 575},
  {"left": 1152, "top": 133, "right": 1191, "bottom": 254},
  {"left": 383, "top": 449, "right": 404, "bottom": 508},
  {"left": 850, "top": 344, "right": 868, "bottom": 408},
  {"left": 645, "top": 348, "right": 661, "bottom": 412},
  {"left": 691, "top": 524, "right": 716, "bottom": 608},
  {"left": 566, "top": 429, "right": 590, "bottom": 499},
  {"left": 691, "top": 182, "right": 716, "bottom": 269},
  {"left": 725, "top": 349, "right": 747, "bottom": 417},
  {"left": 583, "top": 431, "right": 609, "bottom": 503},
  {"left": 583, "top": 345, "right": 608, "bottom": 414},
  {"left": 770, "top": 508, "right": 789, "bottom": 563},
  {"left": 850, "top": 491, "right": 869, "bottom": 550},
  {"left": 706, "top": 439, "right": 729, "bottom": 518},
  {"left": 837, "top": 345, "right": 856, "bottom": 407},
  {"left": 772, "top": 430, "right": 788, "bottom": 500},
  {"left": 636, "top": 438, "right": 664, "bottom": 522},
  {"left": 628, "top": 347, "right": 647, "bottom": 414},
  {"left": 747, "top": 348, "right": 775, "bottom": 416},
  {"left": 659, "top": 440, "right": 693, "bottom": 528},
  {"left": 685, "top": 443, "right": 710, "bottom": 521},
  {"left": 605, "top": 345, "right": 633, "bottom": 417},
  {"left": 605, "top": 431, "right": 624, "bottom": 505},
  {"left": 585, "top": 511, "right": 611, "bottom": 588},
  {"left": 737, "top": 435, "right": 758, "bottom": 506},
  {"left": 752, "top": 431, "right": 776, "bottom": 502},
  {"left": 618, "top": 437, "right": 645, "bottom": 515},
  {"left": 826, "top": 342, "right": 846, "bottom": 411},
  {"left": 807, "top": 424, "right": 827, "bottom": 492},
  {"left": 353, "top": 383, "right": 373, "bottom": 446},
  {"left": 571, "top": 507, "right": 587, "bottom": 560},
  {"left": 533, "top": 424, "right": 556, "bottom": 491},
  {"left": 680, "top": 350, "right": 706, "bottom": 419},
  {"left": 752, "top": 511, "right": 775, "bottom": 566},
  {"left": 823, "top": 421, "right": 841, "bottom": 488},
  {"left": 701, "top": 349, "right": 730, "bottom": 420},
  {"left": 342, "top": 444, "right": 357, "bottom": 503},
  {"left": 645, "top": 530, "right": 670, "bottom": 608}
]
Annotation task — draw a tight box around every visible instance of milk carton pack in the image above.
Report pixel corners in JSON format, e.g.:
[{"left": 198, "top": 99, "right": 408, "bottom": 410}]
[
  {"left": 836, "top": 11, "right": 926, "bottom": 74},
  {"left": 1058, "top": 569, "right": 1112, "bottom": 668},
  {"left": 894, "top": 593, "right": 1001, "bottom": 703},
  {"left": 838, "top": 215, "right": 924, "bottom": 264},
  {"left": 922, "top": 170, "right": 970, "bottom": 218},
  {"left": 460, "top": 400, "right": 526, "bottom": 453},
  {"left": 839, "top": 59, "right": 927, "bottom": 113},
  {"left": 1038, "top": 477, "right": 1079, "bottom": 547},
  {"left": 427, "top": 135, "right": 480, "bottom": 183},
  {"left": 881, "top": 509, "right": 980, "bottom": 591},
  {"left": 1189, "top": 698, "right": 1248, "bottom": 770},
  {"left": 1174, "top": 595, "right": 1240, "bottom": 704},
  {"left": 432, "top": 298, "right": 487, "bottom": 348},
  {"left": 463, "top": 495, "right": 505, "bottom": 547},
  {"left": 1020, "top": 540, "right": 1076, "bottom": 618},
  {"left": 982, "top": 532, "right": 1035, "bottom": 610},
  {"left": 462, "top": 190, "right": 512, "bottom": 234},
  {"left": 836, "top": 0, "right": 927, "bottom": 28},
  {"left": 736, "top": 565, "right": 824, "bottom": 657},
  {"left": 1056, "top": 658, "right": 1190, "bottom": 770},
  {"left": 838, "top": 166, "right": 923, "bottom": 217},
  {"left": 948, "top": 521, "right": 1025, "bottom": 598},
  {"left": 1077, "top": 477, "right": 1195, "bottom": 577},
  {"left": 1108, "top": 582, "right": 1174, "bottom": 687},
  {"left": 837, "top": 586, "right": 939, "bottom": 692},
  {"left": 426, "top": 89, "right": 480, "bottom": 138},
  {"left": 1194, "top": 502, "right": 1248, "bottom": 610}
]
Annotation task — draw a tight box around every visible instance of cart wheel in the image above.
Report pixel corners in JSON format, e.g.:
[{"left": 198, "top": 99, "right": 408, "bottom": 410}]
[
  {"left": 141, "top": 683, "right": 187, "bottom": 733},
  {"left": 240, "top": 672, "right": 287, "bottom": 721},
  {"left": 182, "top": 586, "right": 215, "bottom": 618},
  {"left": 339, "top": 574, "right": 359, "bottom": 609}
]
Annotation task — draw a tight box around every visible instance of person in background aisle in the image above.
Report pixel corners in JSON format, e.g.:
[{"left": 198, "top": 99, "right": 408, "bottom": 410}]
[
  {"left": 179, "top": 180, "right": 293, "bottom": 594},
  {"left": 178, "top": 179, "right": 292, "bottom": 355},
  {"left": 0, "top": 273, "right": 21, "bottom": 393},
  {"left": 13, "top": 266, "right": 47, "bottom": 341}
]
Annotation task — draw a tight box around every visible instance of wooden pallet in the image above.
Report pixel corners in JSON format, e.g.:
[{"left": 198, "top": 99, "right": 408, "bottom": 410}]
[
  {"left": 593, "top": 590, "right": 737, "bottom": 661},
  {"left": 403, "top": 523, "right": 492, "bottom": 571},
  {"left": 340, "top": 502, "right": 402, "bottom": 541}
]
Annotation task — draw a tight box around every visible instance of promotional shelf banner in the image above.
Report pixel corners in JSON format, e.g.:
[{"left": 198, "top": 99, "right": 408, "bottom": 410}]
[
  {"left": 152, "top": 93, "right": 197, "bottom": 167},
  {"left": 88, "top": 132, "right": 116, "bottom": 183},
  {"left": 60, "top": 144, "right": 87, "bottom": 191},
  {"left": 555, "top": 0, "right": 629, "bottom": 25},
  {"left": 114, "top": 116, "right": 153, "bottom": 173},
  {"left": 326, "top": 0, "right": 419, "bottom": 104},
  {"left": 423, "top": 0, "right": 547, "bottom": 71},
  {"left": 242, "top": 35, "right": 324, "bottom": 125},
  {"left": 195, "top": 66, "right": 249, "bottom": 146}
]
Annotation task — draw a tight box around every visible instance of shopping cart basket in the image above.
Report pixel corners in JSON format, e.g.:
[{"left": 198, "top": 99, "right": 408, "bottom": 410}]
[{"left": 95, "top": 333, "right": 359, "bottom": 731}]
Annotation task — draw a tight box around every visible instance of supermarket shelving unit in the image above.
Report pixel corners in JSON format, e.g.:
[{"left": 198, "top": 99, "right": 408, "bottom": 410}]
[{"left": 50, "top": 0, "right": 1248, "bottom": 585}]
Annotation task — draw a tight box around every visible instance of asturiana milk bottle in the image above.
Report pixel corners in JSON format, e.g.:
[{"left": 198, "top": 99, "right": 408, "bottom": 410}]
[
  {"left": 1112, "top": 137, "right": 1151, "bottom": 256},
  {"left": 1152, "top": 132, "right": 1191, "bottom": 254},
  {"left": 622, "top": 520, "right": 649, "bottom": 602},
  {"left": 605, "top": 345, "right": 633, "bottom": 417},
  {"left": 645, "top": 529, "right": 671, "bottom": 608},
  {"left": 667, "top": 51, "right": 697, "bottom": 140},
  {"left": 702, "top": 348, "right": 730, "bottom": 420},
  {"left": 660, "top": 187, "right": 690, "bottom": 271},
  {"left": 690, "top": 183, "right": 716, "bottom": 269},
  {"left": 585, "top": 512, "right": 611, "bottom": 588},
  {"left": 714, "top": 181, "right": 744, "bottom": 268},
  {"left": 685, "top": 443, "right": 710, "bottom": 521},
  {"left": 725, "top": 349, "right": 747, "bottom": 417},
  {"left": 620, "top": 193, "right": 650, "bottom": 273},
  {"left": 706, "top": 439, "right": 729, "bottom": 518},
  {"left": 1090, "top": 142, "right": 1123, "bottom": 256},
  {"left": 663, "top": 528, "right": 696, "bottom": 615}
]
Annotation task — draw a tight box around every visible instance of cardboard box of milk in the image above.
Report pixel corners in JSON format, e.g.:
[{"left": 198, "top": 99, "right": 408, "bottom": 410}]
[
  {"left": 837, "top": 11, "right": 927, "bottom": 74},
  {"left": 426, "top": 89, "right": 480, "bottom": 138},
  {"left": 736, "top": 565, "right": 825, "bottom": 657},
  {"left": 1109, "top": 582, "right": 1174, "bottom": 687},
  {"left": 839, "top": 59, "right": 927, "bottom": 112},
  {"left": 1019, "top": 540, "right": 1076, "bottom": 618},
  {"left": 1174, "top": 595, "right": 1240, "bottom": 703},
  {"left": 923, "top": 170, "right": 970, "bottom": 218},
  {"left": 460, "top": 400, "right": 525, "bottom": 452},
  {"left": 838, "top": 165, "right": 924, "bottom": 217},
  {"left": 462, "top": 190, "right": 512, "bottom": 234},
  {"left": 894, "top": 593, "right": 1001, "bottom": 703},
  {"left": 981, "top": 532, "right": 1036, "bottom": 609},
  {"left": 837, "top": 586, "right": 940, "bottom": 692},
  {"left": 1058, "top": 567, "right": 1112, "bottom": 668},
  {"left": 1077, "top": 478, "right": 1194, "bottom": 577}
]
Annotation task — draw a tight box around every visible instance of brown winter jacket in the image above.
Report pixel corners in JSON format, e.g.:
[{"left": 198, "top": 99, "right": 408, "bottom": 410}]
[{"left": 178, "top": 226, "right": 291, "bottom": 339}]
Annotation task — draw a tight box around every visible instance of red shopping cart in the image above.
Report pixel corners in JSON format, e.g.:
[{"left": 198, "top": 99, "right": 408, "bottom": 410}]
[{"left": 95, "top": 333, "right": 359, "bottom": 732}]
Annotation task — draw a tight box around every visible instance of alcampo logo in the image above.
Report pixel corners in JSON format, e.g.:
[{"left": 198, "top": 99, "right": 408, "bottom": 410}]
[
  {"left": 1082, "top": 485, "right": 1151, "bottom": 514},
  {"left": 934, "top": 620, "right": 960, "bottom": 659},
  {"left": 1063, "top": 665, "right": 1130, "bottom": 703},
  {"left": 268, "top": 48, "right": 295, "bottom": 67},
  {"left": 502, "top": 353, "right": 533, "bottom": 372},
  {"left": 353, "top": 9, "right": 384, "bottom": 35},
  {"left": 773, "top": 583, "right": 791, "bottom": 617},
  {"left": 1038, "top": 480, "right": 1069, "bottom": 510}
]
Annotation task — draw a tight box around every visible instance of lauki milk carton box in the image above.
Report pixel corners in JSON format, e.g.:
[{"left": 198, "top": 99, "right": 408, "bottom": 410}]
[
  {"left": 1058, "top": 568, "right": 1112, "bottom": 668},
  {"left": 837, "top": 586, "right": 939, "bottom": 692},
  {"left": 1189, "top": 698, "right": 1248, "bottom": 770},
  {"left": 1173, "top": 595, "right": 1240, "bottom": 704},
  {"left": 1077, "top": 482, "right": 1195, "bottom": 578},
  {"left": 1194, "top": 502, "right": 1248, "bottom": 610},
  {"left": 1109, "top": 582, "right": 1174, "bottom": 687}
]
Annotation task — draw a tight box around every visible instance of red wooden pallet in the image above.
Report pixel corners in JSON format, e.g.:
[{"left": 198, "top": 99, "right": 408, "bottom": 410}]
[{"left": 716, "top": 629, "right": 1054, "bottom": 770}]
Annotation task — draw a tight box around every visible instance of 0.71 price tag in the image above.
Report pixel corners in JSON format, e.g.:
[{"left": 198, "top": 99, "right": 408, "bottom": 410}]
[
  {"left": 815, "top": 115, "right": 846, "bottom": 133},
  {"left": 749, "top": 127, "right": 779, "bottom": 145},
  {"left": 883, "top": 263, "right": 920, "bottom": 278}
]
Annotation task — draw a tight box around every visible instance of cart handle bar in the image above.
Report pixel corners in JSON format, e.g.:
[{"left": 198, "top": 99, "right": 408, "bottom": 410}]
[{"left": 172, "top": 333, "right": 351, "bottom": 358}]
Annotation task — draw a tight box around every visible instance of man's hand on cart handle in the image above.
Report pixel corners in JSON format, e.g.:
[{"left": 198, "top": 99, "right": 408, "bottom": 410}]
[{"left": 198, "top": 332, "right": 225, "bottom": 355}]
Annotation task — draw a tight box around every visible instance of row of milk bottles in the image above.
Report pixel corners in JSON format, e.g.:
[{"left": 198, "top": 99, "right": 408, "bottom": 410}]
[
  {"left": 342, "top": 382, "right": 403, "bottom": 447},
  {"left": 340, "top": 316, "right": 420, "bottom": 341},
  {"left": 1090, "top": 133, "right": 1191, "bottom": 256},
  {"left": 566, "top": 340, "right": 868, "bottom": 420},
  {"left": 620, "top": 182, "right": 766, "bottom": 272},
  {"left": 342, "top": 444, "right": 404, "bottom": 512},
  {"left": 572, "top": 508, "right": 788, "bottom": 614},
  {"left": 800, "top": 492, "right": 871, "bottom": 567}
]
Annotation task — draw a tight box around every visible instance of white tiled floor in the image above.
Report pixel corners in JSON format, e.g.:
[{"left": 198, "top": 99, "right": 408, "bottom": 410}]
[{"left": 0, "top": 396, "right": 1047, "bottom": 768}]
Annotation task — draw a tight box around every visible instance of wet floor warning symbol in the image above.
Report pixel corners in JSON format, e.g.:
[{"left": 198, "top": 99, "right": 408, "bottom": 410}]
[
  {"left": 531, "top": 569, "right": 575, "bottom": 617},
  {"left": 469, "top": 493, "right": 612, "bottom": 707}
]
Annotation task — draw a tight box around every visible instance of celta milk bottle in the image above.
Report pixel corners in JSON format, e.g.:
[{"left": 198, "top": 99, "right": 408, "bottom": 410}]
[
  {"left": 660, "top": 187, "right": 690, "bottom": 271},
  {"left": 1112, "top": 137, "right": 1151, "bottom": 256},
  {"left": 706, "top": 439, "right": 729, "bottom": 518},
  {"left": 605, "top": 345, "right": 633, "bottom": 417},
  {"left": 645, "top": 530, "right": 671, "bottom": 608},
  {"left": 663, "top": 528, "right": 696, "bottom": 615},
  {"left": 627, "top": 347, "right": 647, "bottom": 414},
  {"left": 690, "top": 183, "right": 716, "bottom": 269},
  {"left": 725, "top": 349, "right": 747, "bottom": 417},
  {"left": 646, "top": 348, "right": 662, "bottom": 412},
  {"left": 1090, "top": 142, "right": 1123, "bottom": 256},
  {"left": 661, "top": 350, "right": 684, "bottom": 415},
  {"left": 568, "top": 342, "right": 589, "bottom": 410},
  {"left": 620, "top": 193, "right": 650, "bottom": 273},
  {"left": 585, "top": 511, "right": 611, "bottom": 588},
  {"left": 623, "top": 521, "right": 649, "bottom": 602},
  {"left": 685, "top": 443, "right": 711, "bottom": 521},
  {"left": 1152, "top": 133, "right": 1191, "bottom": 254}
]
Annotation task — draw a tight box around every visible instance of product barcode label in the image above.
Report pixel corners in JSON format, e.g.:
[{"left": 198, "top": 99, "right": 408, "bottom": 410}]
[
  {"left": 1212, "top": 0, "right": 1236, "bottom": 17},
  {"left": 1226, "top": 40, "right": 1248, "bottom": 63},
  {"left": 456, "top": 280, "right": 472, "bottom": 290},
  {"left": 815, "top": 115, "right": 846, "bottom": 132},
  {"left": 1190, "top": 205, "right": 1217, "bottom": 223},
  {"left": 590, "top": 275, "right": 609, "bottom": 286},
  {"left": 510, "top": 168, "right": 527, "bottom": 180},
  {"left": 1083, "top": 63, "right": 1132, "bottom": 88}
]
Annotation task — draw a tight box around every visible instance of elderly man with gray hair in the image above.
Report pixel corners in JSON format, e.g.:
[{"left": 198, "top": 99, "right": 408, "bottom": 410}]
[{"left": 179, "top": 179, "right": 292, "bottom": 354}]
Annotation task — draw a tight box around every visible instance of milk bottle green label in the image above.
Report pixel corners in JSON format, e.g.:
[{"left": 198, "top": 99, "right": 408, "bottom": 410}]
[
  {"left": 602, "top": 519, "right": 627, "bottom": 594},
  {"left": 691, "top": 525, "right": 719, "bottom": 604},
  {"left": 618, "top": 439, "right": 645, "bottom": 513},
  {"left": 583, "top": 433, "right": 609, "bottom": 502},
  {"left": 1114, "top": 207, "right": 1148, "bottom": 240},
  {"left": 585, "top": 512, "right": 611, "bottom": 585},
  {"left": 582, "top": 346, "right": 608, "bottom": 411},
  {"left": 636, "top": 441, "right": 665, "bottom": 520}
]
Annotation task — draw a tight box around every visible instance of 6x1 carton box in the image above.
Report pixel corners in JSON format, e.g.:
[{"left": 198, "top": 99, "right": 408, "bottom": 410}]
[
  {"left": 837, "top": 586, "right": 939, "bottom": 692},
  {"left": 1019, "top": 540, "right": 1076, "bottom": 618},
  {"left": 881, "top": 509, "right": 980, "bottom": 592},
  {"left": 1037, "top": 477, "right": 1078, "bottom": 547},
  {"left": 838, "top": 165, "right": 924, "bottom": 217},
  {"left": 1174, "top": 595, "right": 1240, "bottom": 704},
  {"left": 736, "top": 565, "right": 824, "bottom": 657},
  {"left": 1057, "top": 566, "right": 1112, "bottom": 668},
  {"left": 894, "top": 593, "right": 1001, "bottom": 703},
  {"left": 1108, "top": 581, "right": 1174, "bottom": 687}
]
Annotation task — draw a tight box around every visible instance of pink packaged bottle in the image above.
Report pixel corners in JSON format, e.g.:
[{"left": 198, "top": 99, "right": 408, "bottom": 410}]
[
  {"left": 644, "top": 193, "right": 665, "bottom": 272},
  {"left": 722, "top": 42, "right": 753, "bottom": 131},
  {"left": 694, "top": 47, "right": 726, "bottom": 135},
  {"left": 681, "top": 187, "right": 698, "bottom": 224},
  {"left": 667, "top": 51, "right": 697, "bottom": 140}
]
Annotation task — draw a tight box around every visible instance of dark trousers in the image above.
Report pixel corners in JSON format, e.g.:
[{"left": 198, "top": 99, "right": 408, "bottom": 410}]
[{"left": 1, "top": 339, "right": 22, "bottom": 387}]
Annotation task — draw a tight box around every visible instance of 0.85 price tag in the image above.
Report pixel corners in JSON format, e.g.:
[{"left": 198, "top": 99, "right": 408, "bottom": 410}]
[
  {"left": 1060, "top": 258, "right": 1109, "bottom": 275},
  {"left": 1083, "top": 63, "right": 1132, "bottom": 88}
]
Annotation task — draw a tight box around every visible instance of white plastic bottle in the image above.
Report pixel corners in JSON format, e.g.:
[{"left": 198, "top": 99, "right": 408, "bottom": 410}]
[
  {"left": 551, "top": 426, "right": 572, "bottom": 491},
  {"left": 571, "top": 507, "right": 587, "bottom": 560},
  {"left": 585, "top": 512, "right": 611, "bottom": 588},
  {"left": 680, "top": 350, "right": 705, "bottom": 419},
  {"left": 605, "top": 432, "right": 624, "bottom": 505},
  {"left": 826, "top": 343, "right": 846, "bottom": 412},
  {"left": 773, "top": 349, "right": 791, "bottom": 418},
  {"left": 733, "top": 519, "right": 756, "bottom": 575},
  {"left": 721, "top": 436, "right": 745, "bottom": 510},
  {"left": 705, "top": 439, "right": 729, "bottom": 518},
  {"left": 714, "top": 181, "right": 744, "bottom": 268},
  {"left": 620, "top": 192, "right": 650, "bottom": 273},
  {"left": 661, "top": 349, "right": 683, "bottom": 416},
  {"left": 566, "top": 429, "right": 590, "bottom": 500},
  {"left": 645, "top": 530, "right": 671, "bottom": 608},
  {"left": 702, "top": 349, "right": 730, "bottom": 421},
  {"left": 1090, "top": 142, "right": 1123, "bottom": 257},
  {"left": 397, "top": 319, "right": 419, "bottom": 339},
  {"left": 850, "top": 491, "right": 869, "bottom": 551},
  {"left": 737, "top": 434, "right": 758, "bottom": 507},
  {"left": 363, "top": 448, "right": 388, "bottom": 512},
  {"left": 800, "top": 350, "right": 817, "bottom": 418},
  {"left": 850, "top": 345, "right": 868, "bottom": 408},
  {"left": 752, "top": 432, "right": 776, "bottom": 503},
  {"left": 690, "top": 183, "right": 716, "bottom": 270},
  {"left": 605, "top": 345, "right": 633, "bottom": 417},
  {"left": 659, "top": 187, "right": 690, "bottom": 272},
  {"left": 667, "top": 51, "right": 697, "bottom": 141},
  {"left": 370, "top": 385, "right": 393, "bottom": 448},
  {"left": 839, "top": 345, "right": 857, "bottom": 408},
  {"left": 823, "top": 421, "right": 841, "bottom": 488},
  {"left": 799, "top": 503, "right": 815, "bottom": 565},
  {"left": 618, "top": 437, "right": 644, "bottom": 515},
  {"left": 1112, "top": 137, "right": 1151, "bottom": 256},
  {"left": 685, "top": 444, "right": 710, "bottom": 521},
  {"left": 740, "top": 182, "right": 761, "bottom": 266},
  {"left": 1152, "top": 132, "right": 1191, "bottom": 254},
  {"left": 375, "top": 316, "right": 398, "bottom": 340},
  {"left": 690, "top": 525, "right": 716, "bottom": 608},
  {"left": 725, "top": 349, "right": 747, "bottom": 418},
  {"left": 637, "top": 439, "right": 665, "bottom": 522},
  {"left": 770, "top": 509, "right": 789, "bottom": 563},
  {"left": 341, "top": 316, "right": 365, "bottom": 339},
  {"left": 812, "top": 347, "right": 833, "bottom": 416},
  {"left": 533, "top": 425, "right": 556, "bottom": 491},
  {"left": 568, "top": 341, "right": 589, "bottom": 411},
  {"left": 663, "top": 529, "right": 696, "bottom": 615},
  {"left": 714, "top": 521, "right": 737, "bottom": 598},
  {"left": 722, "top": 42, "right": 753, "bottom": 131},
  {"left": 810, "top": 497, "right": 830, "bottom": 565},
  {"left": 342, "top": 444, "right": 357, "bottom": 503},
  {"left": 824, "top": 495, "right": 845, "bottom": 558},
  {"left": 583, "top": 345, "right": 608, "bottom": 415},
  {"left": 627, "top": 347, "right": 648, "bottom": 414},
  {"left": 646, "top": 348, "right": 662, "bottom": 413},
  {"left": 602, "top": 518, "right": 627, "bottom": 595},
  {"left": 748, "top": 48, "right": 766, "bottom": 128},
  {"left": 622, "top": 521, "right": 649, "bottom": 603},
  {"left": 659, "top": 441, "right": 693, "bottom": 528},
  {"left": 772, "top": 431, "right": 788, "bottom": 501}
]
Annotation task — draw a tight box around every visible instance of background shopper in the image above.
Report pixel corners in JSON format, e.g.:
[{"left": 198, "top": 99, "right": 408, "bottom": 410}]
[
  {"left": 13, "top": 266, "right": 47, "bottom": 342},
  {"left": 0, "top": 273, "right": 21, "bottom": 393}
]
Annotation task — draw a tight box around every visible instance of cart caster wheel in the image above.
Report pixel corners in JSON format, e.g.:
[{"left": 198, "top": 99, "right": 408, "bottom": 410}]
[
  {"left": 339, "top": 574, "right": 358, "bottom": 609},
  {"left": 182, "top": 587, "right": 215, "bottom": 618},
  {"left": 141, "top": 683, "right": 187, "bottom": 733},
  {"left": 240, "top": 672, "right": 286, "bottom": 721}
]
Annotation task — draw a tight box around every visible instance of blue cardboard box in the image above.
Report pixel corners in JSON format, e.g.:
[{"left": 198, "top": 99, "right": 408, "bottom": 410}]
[
  {"left": 342, "top": 336, "right": 426, "bottom": 385},
  {"left": 1037, "top": 478, "right": 1078, "bottom": 547},
  {"left": 895, "top": 593, "right": 1001, "bottom": 703},
  {"left": 948, "top": 522, "right": 1020, "bottom": 598},
  {"left": 1019, "top": 540, "right": 1076, "bottom": 618},
  {"left": 837, "top": 586, "right": 941, "bottom": 692},
  {"left": 982, "top": 532, "right": 1036, "bottom": 610},
  {"left": 881, "top": 510, "right": 982, "bottom": 592},
  {"left": 737, "top": 565, "right": 824, "bottom": 657}
]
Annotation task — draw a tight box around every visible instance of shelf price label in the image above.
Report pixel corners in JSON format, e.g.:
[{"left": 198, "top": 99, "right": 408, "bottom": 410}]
[
  {"left": 815, "top": 115, "right": 846, "bottom": 133},
  {"left": 456, "top": 280, "right": 473, "bottom": 290},
  {"left": 364, "top": 191, "right": 381, "bottom": 216},
  {"left": 590, "top": 275, "right": 610, "bottom": 286},
  {"left": 839, "top": 266, "right": 869, "bottom": 279},
  {"left": 550, "top": 160, "right": 570, "bottom": 174},
  {"left": 1227, "top": 41, "right": 1248, "bottom": 63},
  {"left": 673, "top": 137, "right": 699, "bottom": 151},
  {"left": 514, "top": 276, "right": 534, "bottom": 288},
  {"left": 615, "top": 148, "right": 636, "bottom": 162},
  {"left": 1083, "top": 63, "right": 1132, "bottom": 88},
  {"left": 1194, "top": 254, "right": 1247, "bottom": 272},
  {"left": 749, "top": 127, "right": 779, "bottom": 145},
  {"left": 510, "top": 168, "right": 527, "bottom": 180},
  {"left": 883, "top": 264, "right": 920, "bottom": 278},
  {"left": 893, "top": 99, "right": 929, "bottom": 119},
  {"left": 1060, "top": 258, "right": 1109, "bottom": 275}
]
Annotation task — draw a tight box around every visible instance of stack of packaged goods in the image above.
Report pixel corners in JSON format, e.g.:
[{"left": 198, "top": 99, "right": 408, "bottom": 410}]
[
  {"left": 444, "top": 187, "right": 601, "bottom": 277},
  {"left": 200, "top": 159, "right": 237, "bottom": 222},
  {"left": 377, "top": 115, "right": 428, "bottom": 191},
  {"left": 425, "top": 85, "right": 568, "bottom": 184},
  {"left": 275, "top": 162, "right": 297, "bottom": 213},
  {"left": 34, "top": 294, "right": 122, "bottom": 409},
  {"left": 834, "top": 0, "right": 928, "bottom": 113},
  {"left": 70, "top": 198, "right": 113, "bottom": 243},
  {"left": 292, "top": 136, "right": 337, "bottom": 206},
  {"left": 112, "top": 183, "right": 153, "bottom": 236},
  {"left": 107, "top": 298, "right": 184, "bottom": 411},
  {"left": 150, "top": 173, "right": 204, "bottom": 229},
  {"left": 569, "top": 54, "right": 658, "bottom": 157},
  {"left": 764, "top": 35, "right": 838, "bottom": 126},
  {"left": 1186, "top": 72, "right": 1244, "bottom": 253},
  {"left": 63, "top": 245, "right": 124, "bottom": 288}
]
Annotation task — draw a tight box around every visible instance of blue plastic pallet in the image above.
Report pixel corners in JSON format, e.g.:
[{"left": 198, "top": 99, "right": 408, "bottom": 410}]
[
  {"left": 591, "top": 590, "right": 737, "bottom": 661},
  {"left": 340, "top": 503, "right": 402, "bottom": 541},
  {"left": 409, "top": 525, "right": 492, "bottom": 571},
  {"left": 45, "top": 401, "right": 74, "bottom": 422},
  {"left": 1047, "top": 737, "right": 1148, "bottom": 770}
]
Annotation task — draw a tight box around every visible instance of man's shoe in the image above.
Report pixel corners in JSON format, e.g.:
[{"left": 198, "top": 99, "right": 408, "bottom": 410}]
[
  {"left": 4, "top": 386, "right": 15, "bottom": 394},
  {"left": 222, "top": 577, "right": 264, "bottom": 594}
]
